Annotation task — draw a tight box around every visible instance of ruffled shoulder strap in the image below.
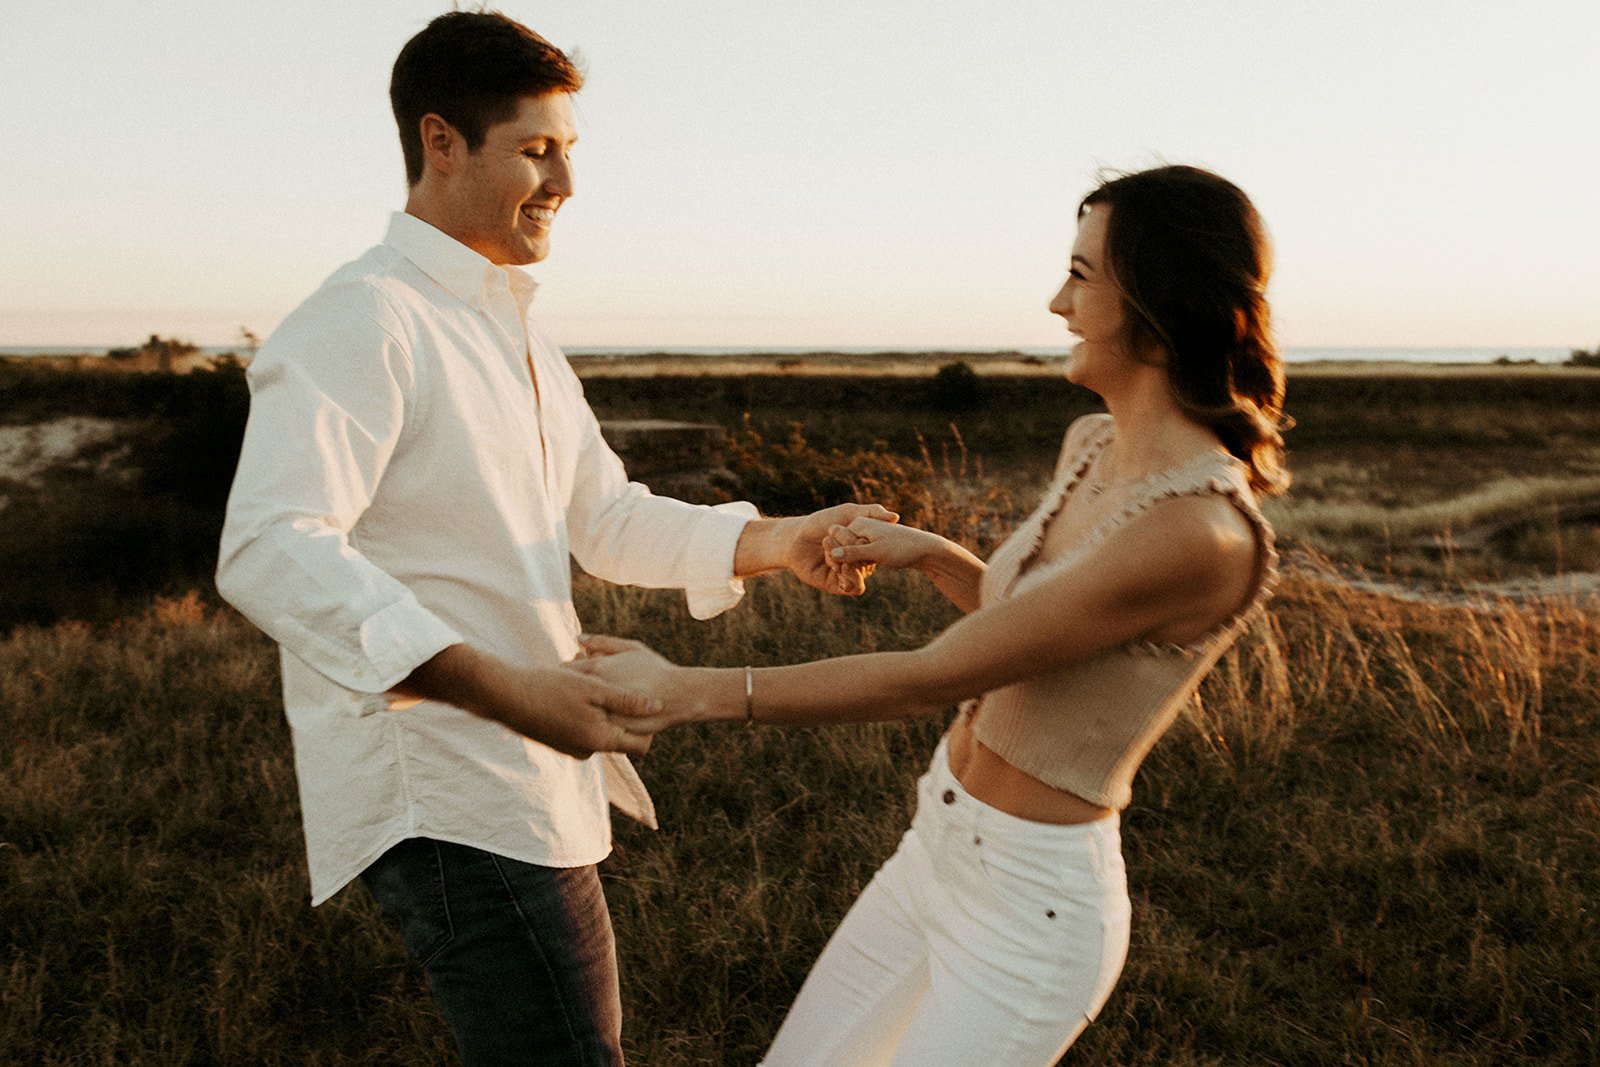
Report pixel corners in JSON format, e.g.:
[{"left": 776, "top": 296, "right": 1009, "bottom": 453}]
[
  {"left": 979, "top": 414, "right": 1114, "bottom": 607},
  {"left": 1116, "top": 454, "right": 1280, "bottom": 657},
  {"left": 1008, "top": 449, "right": 1280, "bottom": 657},
  {"left": 1049, "top": 413, "right": 1115, "bottom": 484}
]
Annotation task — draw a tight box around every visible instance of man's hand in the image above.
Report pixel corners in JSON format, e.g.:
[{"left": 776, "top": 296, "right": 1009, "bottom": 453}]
[
  {"left": 734, "top": 503, "right": 900, "bottom": 596},
  {"left": 486, "top": 665, "right": 661, "bottom": 758},
  {"left": 569, "top": 635, "right": 683, "bottom": 733},
  {"left": 396, "top": 644, "right": 661, "bottom": 759}
]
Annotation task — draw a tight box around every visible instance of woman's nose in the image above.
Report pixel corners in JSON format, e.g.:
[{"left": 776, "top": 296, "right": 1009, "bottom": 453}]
[{"left": 1048, "top": 283, "right": 1071, "bottom": 318}]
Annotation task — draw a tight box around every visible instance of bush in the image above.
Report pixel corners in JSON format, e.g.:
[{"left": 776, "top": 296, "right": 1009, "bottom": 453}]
[
  {"left": 0, "top": 358, "right": 249, "bottom": 628},
  {"left": 0, "top": 484, "right": 222, "bottom": 628},
  {"left": 721, "top": 418, "right": 935, "bottom": 517},
  {"left": 927, "top": 360, "right": 983, "bottom": 412},
  {"left": 131, "top": 356, "right": 250, "bottom": 507}
]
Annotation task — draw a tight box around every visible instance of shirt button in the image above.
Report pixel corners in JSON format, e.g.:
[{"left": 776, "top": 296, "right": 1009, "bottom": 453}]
[
  {"left": 973, "top": 836, "right": 982, "bottom": 846},
  {"left": 941, "top": 789, "right": 956, "bottom": 804}
]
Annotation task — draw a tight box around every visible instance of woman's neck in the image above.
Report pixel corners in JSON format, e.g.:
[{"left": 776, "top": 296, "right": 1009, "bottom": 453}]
[{"left": 1096, "top": 367, "right": 1222, "bottom": 482}]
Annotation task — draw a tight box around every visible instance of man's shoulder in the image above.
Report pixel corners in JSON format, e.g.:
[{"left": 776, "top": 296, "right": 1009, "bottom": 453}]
[
  {"left": 307, "top": 245, "right": 416, "bottom": 317},
  {"left": 273, "top": 246, "right": 423, "bottom": 344}
]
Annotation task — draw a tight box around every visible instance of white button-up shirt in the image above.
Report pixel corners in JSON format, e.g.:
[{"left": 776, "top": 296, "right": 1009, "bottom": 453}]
[{"left": 218, "top": 211, "right": 756, "bottom": 905}]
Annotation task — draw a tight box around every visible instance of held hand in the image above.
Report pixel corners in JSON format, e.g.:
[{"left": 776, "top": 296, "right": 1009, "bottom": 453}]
[
  {"left": 571, "top": 635, "right": 682, "bottom": 732},
  {"left": 490, "top": 665, "right": 661, "bottom": 759},
  {"left": 825, "top": 516, "right": 943, "bottom": 571},
  {"left": 394, "top": 644, "right": 660, "bottom": 760},
  {"left": 784, "top": 503, "right": 899, "bottom": 596}
]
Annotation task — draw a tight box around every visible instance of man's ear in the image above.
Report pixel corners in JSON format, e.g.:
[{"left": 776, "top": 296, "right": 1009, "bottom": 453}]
[{"left": 418, "top": 113, "right": 462, "bottom": 177}]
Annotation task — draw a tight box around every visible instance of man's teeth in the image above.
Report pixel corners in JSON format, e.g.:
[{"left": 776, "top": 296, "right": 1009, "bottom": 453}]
[{"left": 522, "top": 207, "right": 555, "bottom": 223}]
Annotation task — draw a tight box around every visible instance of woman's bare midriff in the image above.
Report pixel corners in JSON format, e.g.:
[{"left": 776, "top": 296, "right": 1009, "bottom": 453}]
[{"left": 945, "top": 712, "right": 1115, "bottom": 825}]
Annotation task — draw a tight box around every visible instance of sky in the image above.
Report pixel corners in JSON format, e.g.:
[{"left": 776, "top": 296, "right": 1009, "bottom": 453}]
[{"left": 3, "top": 1, "right": 1597, "bottom": 351}]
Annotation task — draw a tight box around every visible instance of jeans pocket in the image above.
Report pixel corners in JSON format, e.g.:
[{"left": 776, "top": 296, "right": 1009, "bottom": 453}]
[
  {"left": 975, "top": 843, "right": 1072, "bottom": 940},
  {"left": 363, "top": 838, "right": 456, "bottom": 967}
]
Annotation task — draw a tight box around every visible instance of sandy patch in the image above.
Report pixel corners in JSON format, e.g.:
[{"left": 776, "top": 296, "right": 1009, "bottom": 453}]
[{"left": 0, "top": 417, "right": 133, "bottom": 487}]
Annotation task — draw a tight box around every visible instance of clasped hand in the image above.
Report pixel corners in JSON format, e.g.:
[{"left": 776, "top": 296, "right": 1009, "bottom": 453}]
[
  {"left": 823, "top": 515, "right": 942, "bottom": 574},
  {"left": 781, "top": 502, "right": 899, "bottom": 596},
  {"left": 568, "top": 514, "right": 945, "bottom": 739}
]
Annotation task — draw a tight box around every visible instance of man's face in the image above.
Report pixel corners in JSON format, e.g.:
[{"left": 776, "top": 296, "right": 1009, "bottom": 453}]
[{"left": 450, "top": 92, "right": 576, "bottom": 266}]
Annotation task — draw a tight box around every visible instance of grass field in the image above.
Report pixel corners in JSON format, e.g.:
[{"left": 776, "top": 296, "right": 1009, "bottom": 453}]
[
  {"left": 3, "top": 360, "right": 1600, "bottom": 1063},
  {"left": 3, "top": 572, "right": 1597, "bottom": 1064}
]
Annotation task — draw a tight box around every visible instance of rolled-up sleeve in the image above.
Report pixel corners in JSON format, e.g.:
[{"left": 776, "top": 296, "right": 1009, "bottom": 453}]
[
  {"left": 558, "top": 375, "right": 757, "bottom": 619},
  {"left": 215, "top": 283, "right": 461, "bottom": 697}
]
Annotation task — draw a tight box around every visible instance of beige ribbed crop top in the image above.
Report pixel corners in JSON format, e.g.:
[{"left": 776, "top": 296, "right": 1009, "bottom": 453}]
[{"left": 968, "top": 413, "right": 1279, "bottom": 810}]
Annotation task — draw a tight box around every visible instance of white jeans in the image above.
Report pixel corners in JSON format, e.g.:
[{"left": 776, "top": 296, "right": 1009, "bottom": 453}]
[{"left": 761, "top": 737, "right": 1132, "bottom": 1066}]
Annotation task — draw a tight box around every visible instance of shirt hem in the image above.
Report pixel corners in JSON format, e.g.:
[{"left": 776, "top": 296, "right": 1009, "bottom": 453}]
[{"left": 308, "top": 828, "right": 616, "bottom": 907}]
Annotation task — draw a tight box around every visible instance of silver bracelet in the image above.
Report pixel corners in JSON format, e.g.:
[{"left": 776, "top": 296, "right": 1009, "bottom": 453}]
[{"left": 744, "top": 665, "right": 755, "bottom": 726}]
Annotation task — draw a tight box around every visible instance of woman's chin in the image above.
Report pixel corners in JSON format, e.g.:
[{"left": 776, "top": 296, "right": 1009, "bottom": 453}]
[{"left": 1063, "top": 343, "right": 1090, "bottom": 386}]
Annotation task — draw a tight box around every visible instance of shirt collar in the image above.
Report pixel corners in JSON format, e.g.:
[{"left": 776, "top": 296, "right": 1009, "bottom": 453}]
[{"left": 383, "top": 211, "right": 539, "bottom": 312}]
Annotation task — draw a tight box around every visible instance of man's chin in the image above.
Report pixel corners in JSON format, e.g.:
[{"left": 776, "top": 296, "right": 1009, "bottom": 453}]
[
  {"left": 515, "top": 233, "right": 551, "bottom": 265},
  {"left": 492, "top": 238, "right": 549, "bottom": 267}
]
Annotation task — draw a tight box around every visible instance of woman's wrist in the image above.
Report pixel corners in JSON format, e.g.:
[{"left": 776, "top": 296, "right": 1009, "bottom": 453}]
[
  {"left": 910, "top": 532, "right": 958, "bottom": 576},
  {"left": 672, "top": 665, "right": 748, "bottom": 725}
]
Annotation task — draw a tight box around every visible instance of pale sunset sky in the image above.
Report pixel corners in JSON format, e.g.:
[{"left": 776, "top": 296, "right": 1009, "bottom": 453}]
[{"left": 2, "top": 1, "right": 1597, "bottom": 351}]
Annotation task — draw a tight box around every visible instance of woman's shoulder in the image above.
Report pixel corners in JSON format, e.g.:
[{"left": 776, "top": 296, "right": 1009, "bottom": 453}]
[{"left": 1124, "top": 491, "right": 1260, "bottom": 562}]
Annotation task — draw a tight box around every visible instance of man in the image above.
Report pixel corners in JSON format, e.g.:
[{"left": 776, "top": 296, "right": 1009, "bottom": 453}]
[{"left": 215, "top": 11, "right": 890, "bottom": 1064}]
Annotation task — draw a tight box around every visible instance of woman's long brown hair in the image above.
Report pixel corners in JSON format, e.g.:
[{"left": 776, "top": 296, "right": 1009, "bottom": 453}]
[{"left": 1081, "top": 165, "right": 1290, "bottom": 496}]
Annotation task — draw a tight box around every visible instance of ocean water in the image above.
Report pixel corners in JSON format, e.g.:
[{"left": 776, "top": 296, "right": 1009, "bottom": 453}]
[{"left": 0, "top": 344, "right": 1577, "bottom": 364}]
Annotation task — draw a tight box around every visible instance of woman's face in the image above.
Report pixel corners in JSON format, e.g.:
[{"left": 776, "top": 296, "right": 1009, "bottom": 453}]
[{"left": 1049, "top": 205, "right": 1134, "bottom": 389}]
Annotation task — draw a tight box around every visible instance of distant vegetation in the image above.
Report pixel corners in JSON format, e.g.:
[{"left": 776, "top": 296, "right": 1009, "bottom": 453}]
[
  {"left": 5, "top": 358, "right": 1600, "bottom": 628},
  {"left": 0, "top": 357, "right": 248, "bottom": 626},
  {"left": 1567, "top": 344, "right": 1600, "bottom": 368},
  {"left": 106, "top": 334, "right": 203, "bottom": 372}
]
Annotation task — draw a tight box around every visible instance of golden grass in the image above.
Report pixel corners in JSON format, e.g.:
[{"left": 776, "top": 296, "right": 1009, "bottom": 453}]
[
  {"left": 4, "top": 571, "right": 1599, "bottom": 1063},
  {"left": 1269, "top": 473, "right": 1600, "bottom": 542}
]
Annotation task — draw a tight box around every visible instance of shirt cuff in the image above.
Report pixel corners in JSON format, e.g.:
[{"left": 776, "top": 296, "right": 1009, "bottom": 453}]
[
  {"left": 304, "top": 597, "right": 462, "bottom": 716},
  {"left": 684, "top": 500, "right": 760, "bottom": 620}
]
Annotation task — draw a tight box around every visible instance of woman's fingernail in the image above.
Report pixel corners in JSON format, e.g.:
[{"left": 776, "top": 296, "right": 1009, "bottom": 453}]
[{"left": 831, "top": 547, "right": 844, "bottom": 558}]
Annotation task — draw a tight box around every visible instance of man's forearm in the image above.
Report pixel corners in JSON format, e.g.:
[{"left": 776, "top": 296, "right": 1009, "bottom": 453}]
[
  {"left": 393, "top": 643, "right": 505, "bottom": 719},
  {"left": 393, "top": 644, "right": 657, "bottom": 759}
]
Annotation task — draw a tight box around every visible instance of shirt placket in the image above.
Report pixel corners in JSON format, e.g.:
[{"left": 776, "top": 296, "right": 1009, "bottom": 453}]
[{"left": 487, "top": 283, "right": 554, "bottom": 497}]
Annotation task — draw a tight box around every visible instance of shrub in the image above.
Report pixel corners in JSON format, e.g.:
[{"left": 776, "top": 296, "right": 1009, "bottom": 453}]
[
  {"left": 131, "top": 356, "right": 250, "bottom": 507},
  {"left": 927, "top": 360, "right": 983, "bottom": 412},
  {"left": 721, "top": 418, "right": 934, "bottom": 518}
]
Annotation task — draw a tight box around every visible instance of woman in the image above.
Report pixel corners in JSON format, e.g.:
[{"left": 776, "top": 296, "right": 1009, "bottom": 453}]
[{"left": 580, "top": 164, "right": 1289, "bottom": 1064}]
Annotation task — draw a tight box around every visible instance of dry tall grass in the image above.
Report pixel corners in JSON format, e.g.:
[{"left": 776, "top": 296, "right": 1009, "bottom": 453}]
[{"left": 4, "top": 569, "right": 1598, "bottom": 1064}]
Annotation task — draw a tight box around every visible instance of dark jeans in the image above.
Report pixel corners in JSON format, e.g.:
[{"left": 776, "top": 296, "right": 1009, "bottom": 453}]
[{"left": 361, "top": 837, "right": 624, "bottom": 1066}]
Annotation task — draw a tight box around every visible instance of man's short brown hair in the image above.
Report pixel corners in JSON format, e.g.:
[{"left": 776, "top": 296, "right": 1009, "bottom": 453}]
[{"left": 390, "top": 11, "right": 583, "bottom": 186}]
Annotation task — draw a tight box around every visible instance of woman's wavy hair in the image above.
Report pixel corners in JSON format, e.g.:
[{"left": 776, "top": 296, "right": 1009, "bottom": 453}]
[{"left": 1081, "top": 165, "right": 1290, "bottom": 495}]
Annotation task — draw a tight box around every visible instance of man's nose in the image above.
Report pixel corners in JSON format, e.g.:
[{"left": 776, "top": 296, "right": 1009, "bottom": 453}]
[{"left": 545, "top": 155, "right": 575, "bottom": 199}]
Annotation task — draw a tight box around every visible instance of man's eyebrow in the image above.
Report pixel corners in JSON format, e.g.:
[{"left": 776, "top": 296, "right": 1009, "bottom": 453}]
[{"left": 518, "top": 131, "right": 578, "bottom": 146}]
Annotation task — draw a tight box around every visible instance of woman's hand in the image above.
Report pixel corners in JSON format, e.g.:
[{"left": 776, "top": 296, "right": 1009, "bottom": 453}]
[
  {"left": 825, "top": 517, "right": 946, "bottom": 572},
  {"left": 569, "top": 635, "right": 684, "bottom": 732}
]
